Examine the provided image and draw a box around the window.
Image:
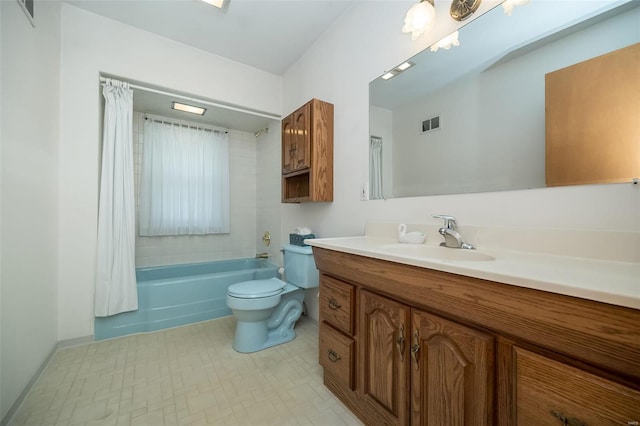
[138,119,229,236]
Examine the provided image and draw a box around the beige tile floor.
[11,317,362,426]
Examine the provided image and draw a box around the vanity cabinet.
[281,98,333,203]
[313,247,640,426]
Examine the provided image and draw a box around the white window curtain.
[95,79,138,317]
[138,119,230,236]
[370,136,384,200]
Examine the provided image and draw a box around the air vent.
[422,115,441,133]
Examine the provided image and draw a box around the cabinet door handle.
[328,299,341,310]
[396,324,406,361]
[327,349,341,363]
[550,410,586,426]
[411,329,420,370]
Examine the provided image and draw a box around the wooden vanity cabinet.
[313,247,640,426]
[281,98,333,203]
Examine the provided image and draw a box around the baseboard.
[57,334,95,349]
[1,344,57,426]
[1,335,94,426]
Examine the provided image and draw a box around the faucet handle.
[432,214,457,230]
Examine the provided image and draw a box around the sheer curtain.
[138,119,230,236]
[95,79,138,317]
[370,136,384,200]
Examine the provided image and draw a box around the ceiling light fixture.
[402,0,436,41]
[502,0,529,16]
[172,102,207,115]
[200,0,230,12]
[381,61,415,81]
[430,31,460,52]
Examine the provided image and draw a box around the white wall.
[282,1,640,320]
[0,0,61,419]
[58,3,283,340]
[256,122,283,261]
[132,112,260,266]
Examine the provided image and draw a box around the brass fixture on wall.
[262,231,271,246]
[450,0,482,21]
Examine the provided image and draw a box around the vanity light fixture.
[200,0,230,12]
[502,0,529,16]
[402,0,436,41]
[172,102,207,116]
[382,72,397,80]
[430,31,460,52]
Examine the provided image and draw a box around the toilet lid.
[227,277,286,299]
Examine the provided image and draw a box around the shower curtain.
[370,136,384,200]
[94,78,138,317]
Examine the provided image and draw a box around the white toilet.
[226,244,319,353]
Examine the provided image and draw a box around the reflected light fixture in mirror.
[430,31,460,52]
[200,0,230,12]
[502,0,529,15]
[402,0,436,40]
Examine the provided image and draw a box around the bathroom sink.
[380,244,495,262]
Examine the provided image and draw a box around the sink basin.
[380,244,495,262]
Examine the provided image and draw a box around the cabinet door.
[282,103,310,174]
[359,290,410,426]
[411,310,493,426]
[281,113,295,174]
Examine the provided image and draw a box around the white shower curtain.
[370,136,384,200]
[94,79,138,317]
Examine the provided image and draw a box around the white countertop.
[306,236,640,310]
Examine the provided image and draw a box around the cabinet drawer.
[320,275,354,335]
[319,322,354,390]
[515,347,640,426]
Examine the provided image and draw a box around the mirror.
[369,1,639,199]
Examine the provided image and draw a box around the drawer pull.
[328,299,342,310]
[327,349,342,363]
[550,410,586,426]
[396,324,406,361]
[628,422,639,426]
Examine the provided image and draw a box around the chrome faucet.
[432,214,475,250]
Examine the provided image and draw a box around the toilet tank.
[282,244,319,289]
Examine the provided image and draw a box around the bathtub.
[94,258,279,340]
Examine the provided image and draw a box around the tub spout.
[256,252,269,259]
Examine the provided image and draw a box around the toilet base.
[231,286,305,353]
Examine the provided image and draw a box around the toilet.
[226,244,319,353]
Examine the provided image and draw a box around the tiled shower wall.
[132,111,257,267]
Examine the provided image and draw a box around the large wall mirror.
[369,0,639,199]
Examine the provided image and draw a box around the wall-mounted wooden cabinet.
[314,247,640,426]
[281,98,333,203]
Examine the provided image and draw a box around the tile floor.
[10,317,362,426]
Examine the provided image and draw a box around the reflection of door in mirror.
[545,43,640,187]
[370,136,383,199]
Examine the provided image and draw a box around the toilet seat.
[227,277,286,299]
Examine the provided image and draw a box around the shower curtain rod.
[99,77,281,121]
[144,115,228,134]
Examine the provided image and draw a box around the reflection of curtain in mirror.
[370,136,383,199]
